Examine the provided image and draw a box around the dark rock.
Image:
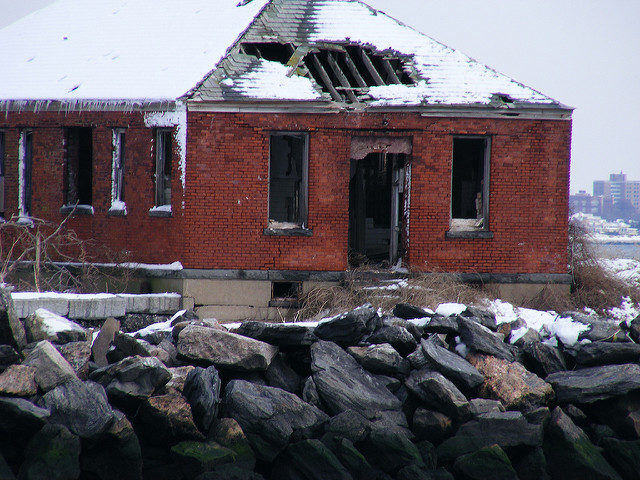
[169,309,199,326]
[166,365,195,393]
[314,305,378,346]
[629,315,640,344]
[90,355,171,400]
[405,369,470,420]
[397,465,450,480]
[0,364,37,396]
[208,418,255,471]
[0,288,26,350]
[374,374,402,393]
[543,407,621,480]
[234,321,317,347]
[0,452,14,480]
[40,379,114,438]
[601,437,640,480]
[455,411,543,448]
[322,436,383,480]
[547,363,640,404]
[55,341,91,379]
[468,398,505,417]
[121,313,171,333]
[265,353,301,393]
[460,306,498,331]
[222,379,328,461]
[367,325,417,356]
[91,317,120,367]
[420,337,483,390]
[415,440,437,470]
[457,316,515,361]
[170,441,237,479]
[0,397,49,464]
[412,408,453,443]
[453,445,518,480]
[513,328,543,347]
[178,325,278,372]
[137,390,204,445]
[194,467,265,480]
[468,354,554,410]
[274,439,353,480]
[578,320,631,343]
[575,341,640,366]
[326,410,371,444]
[524,406,551,425]
[588,424,619,445]
[24,309,87,344]
[183,366,222,434]
[523,341,567,377]
[302,376,322,408]
[382,316,423,342]
[564,404,588,425]
[107,332,152,363]
[422,315,459,335]
[80,410,143,480]
[19,424,80,480]
[23,340,78,392]
[347,343,410,376]
[512,447,549,480]
[622,411,640,439]
[358,422,424,473]
[407,344,430,370]
[311,340,402,417]
[393,304,433,320]
[0,344,20,369]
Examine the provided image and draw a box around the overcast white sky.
[1,0,639,193]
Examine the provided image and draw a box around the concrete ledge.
[117,293,181,314]
[67,294,126,320]
[11,293,70,318]
[196,304,298,323]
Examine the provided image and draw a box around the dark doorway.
[64,127,93,206]
[349,152,406,266]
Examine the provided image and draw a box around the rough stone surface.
[137,390,204,445]
[468,354,554,410]
[575,341,640,367]
[454,411,544,448]
[234,321,317,347]
[547,363,640,404]
[468,398,505,417]
[90,355,171,399]
[118,293,181,314]
[170,440,237,479]
[453,445,518,480]
[460,307,498,331]
[347,343,410,376]
[178,325,278,372]
[0,397,50,462]
[92,317,120,368]
[0,289,26,349]
[19,424,80,480]
[274,439,353,480]
[523,342,567,377]
[405,369,470,420]
[0,344,20,368]
[326,410,372,444]
[367,325,417,356]
[208,418,256,471]
[55,341,92,379]
[600,437,640,480]
[265,353,301,393]
[422,315,459,335]
[24,309,87,344]
[420,337,483,390]
[0,364,36,397]
[302,376,322,409]
[23,340,78,392]
[67,295,126,319]
[311,340,402,417]
[457,317,515,361]
[166,365,195,393]
[358,422,424,474]
[412,408,453,443]
[578,319,630,343]
[393,303,433,320]
[314,305,378,346]
[41,379,115,438]
[223,379,328,462]
[183,366,222,434]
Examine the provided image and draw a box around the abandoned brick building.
[0,0,572,318]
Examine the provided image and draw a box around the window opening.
[0,131,4,218]
[269,133,308,227]
[155,129,172,207]
[451,137,490,230]
[111,128,126,211]
[19,129,33,218]
[270,281,302,308]
[64,127,93,207]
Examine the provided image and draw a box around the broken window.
[269,133,308,227]
[64,127,93,208]
[241,42,416,104]
[110,128,126,212]
[19,129,33,218]
[0,131,4,218]
[451,137,490,231]
[155,129,172,207]
[269,281,302,308]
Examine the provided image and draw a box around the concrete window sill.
[263,227,313,237]
[149,206,172,218]
[60,205,94,216]
[446,230,494,239]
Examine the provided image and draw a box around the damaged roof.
[0,0,568,111]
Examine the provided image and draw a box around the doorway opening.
[349,151,407,266]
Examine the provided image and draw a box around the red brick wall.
[0,111,183,264]
[1,109,571,275]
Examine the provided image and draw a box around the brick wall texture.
[0,110,571,275]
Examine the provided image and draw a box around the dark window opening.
[0,131,5,217]
[64,127,93,206]
[269,133,308,227]
[270,281,302,308]
[20,129,33,217]
[155,129,172,207]
[241,42,416,104]
[112,129,126,206]
[451,137,489,229]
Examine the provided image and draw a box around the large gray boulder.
[0,289,26,350]
[233,321,317,347]
[90,355,171,400]
[523,342,567,377]
[420,337,483,390]
[178,325,278,372]
[453,445,518,480]
[457,317,515,362]
[223,379,328,462]
[347,343,410,376]
[18,424,80,480]
[91,317,120,368]
[0,397,49,464]
[453,411,543,449]
[405,369,470,420]
[183,366,222,434]
[547,363,640,404]
[265,354,301,394]
[310,341,402,417]
[575,341,640,367]
[272,439,353,480]
[314,305,379,347]
[367,325,417,356]
[23,340,78,392]
[40,379,115,438]
[24,309,87,344]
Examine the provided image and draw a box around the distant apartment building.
[569,190,601,215]
[590,172,640,220]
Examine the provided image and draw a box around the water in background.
[591,243,640,260]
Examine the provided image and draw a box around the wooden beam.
[326,52,359,103]
[342,51,367,88]
[308,53,342,102]
[381,58,401,84]
[360,50,385,86]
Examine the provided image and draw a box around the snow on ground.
[34,308,85,335]
[435,303,467,317]
[601,258,640,286]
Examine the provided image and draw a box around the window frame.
[109,128,127,215]
[0,130,5,218]
[153,128,173,212]
[266,131,310,233]
[18,128,33,219]
[447,135,492,238]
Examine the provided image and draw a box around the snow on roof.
[0,0,269,103]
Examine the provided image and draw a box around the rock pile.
[2,289,640,479]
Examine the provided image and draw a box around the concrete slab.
[117,293,181,314]
[10,293,70,318]
[67,294,126,320]
[184,279,272,307]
